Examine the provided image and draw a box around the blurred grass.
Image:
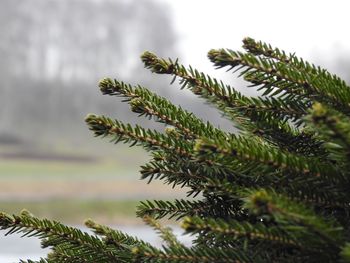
[0,199,141,225]
[0,144,187,224]
[0,144,150,178]
[0,158,129,178]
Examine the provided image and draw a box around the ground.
[0,144,187,225]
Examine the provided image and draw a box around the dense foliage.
[2,38,350,262]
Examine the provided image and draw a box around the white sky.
[161,0,350,75]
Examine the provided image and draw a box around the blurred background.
[1,0,350,260]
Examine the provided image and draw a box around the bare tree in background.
[0,0,178,146]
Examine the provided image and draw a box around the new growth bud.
[141,51,174,74]
[20,209,34,218]
[85,114,112,136]
[244,189,273,215]
[208,49,241,68]
[84,219,96,228]
[193,139,203,152]
[242,37,263,55]
[99,78,115,94]
[164,126,176,135]
[180,217,192,231]
[84,113,98,123]
[311,102,328,122]
[130,98,144,114]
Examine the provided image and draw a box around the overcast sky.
[161,0,350,76]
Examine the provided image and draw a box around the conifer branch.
[136,199,206,220]
[207,49,306,98]
[181,216,299,248]
[132,245,253,263]
[98,78,220,139]
[2,37,350,263]
[85,114,193,157]
[208,47,350,114]
[141,51,325,157]
[85,219,152,248]
[20,260,50,263]
[137,197,245,223]
[141,51,306,125]
[142,215,184,248]
[340,243,350,263]
[0,211,120,262]
[243,37,350,103]
[308,102,350,164]
[141,151,266,199]
[140,160,204,188]
[242,190,344,250]
[195,134,343,183]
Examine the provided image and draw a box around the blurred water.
[0,225,192,262]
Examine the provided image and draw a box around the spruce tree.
[1,37,350,262]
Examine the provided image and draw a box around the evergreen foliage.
[2,37,350,262]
